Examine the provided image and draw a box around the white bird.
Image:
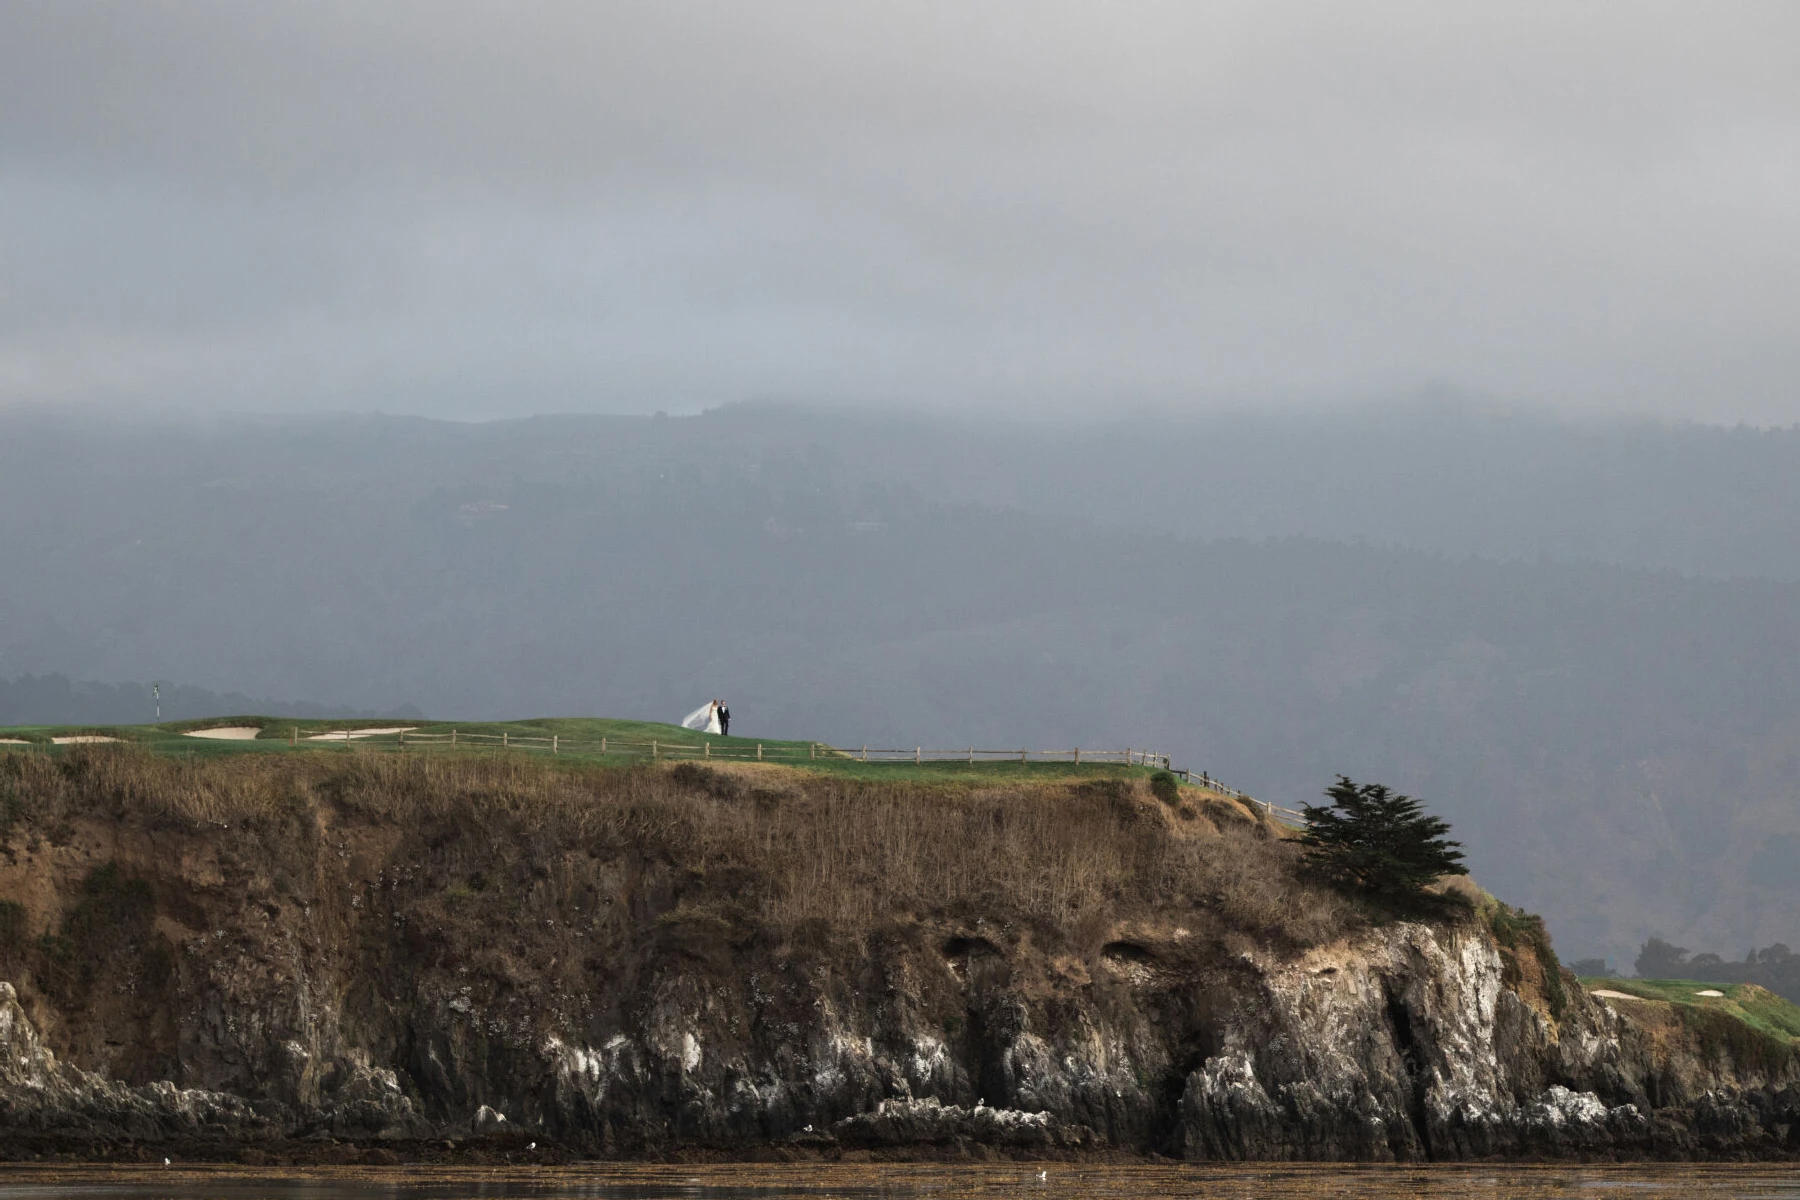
[162,1158,170,1167]
[1037,1170,1048,1182]
[527,1142,536,1150]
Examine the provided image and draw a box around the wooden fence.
[380,728,826,763]
[328,729,1175,768]
[1165,766,1306,822]
[819,746,1172,768]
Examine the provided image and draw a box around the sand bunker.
[184,726,263,740]
[0,738,30,745]
[1589,989,1642,1001]
[1695,989,1725,997]
[50,735,122,744]
[305,727,417,741]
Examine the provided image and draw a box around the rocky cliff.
[0,748,1793,1161]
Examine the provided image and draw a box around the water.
[0,1165,1795,1200]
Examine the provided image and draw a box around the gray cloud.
[3,1,1798,419]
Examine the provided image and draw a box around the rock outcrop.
[0,751,1794,1159]
[0,982,267,1142]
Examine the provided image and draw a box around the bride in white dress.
[680,699,722,734]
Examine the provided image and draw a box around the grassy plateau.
[1583,978,1800,1043]
[0,715,1169,785]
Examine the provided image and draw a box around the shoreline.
[2,1136,1798,1167]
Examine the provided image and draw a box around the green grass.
[0,715,1179,784]
[1581,977,1800,1043]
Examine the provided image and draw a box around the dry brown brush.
[1,747,1359,951]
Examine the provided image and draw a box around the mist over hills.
[4,405,1799,963]
[717,403,1800,581]
[0,673,415,728]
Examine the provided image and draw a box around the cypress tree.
[1300,775,1467,905]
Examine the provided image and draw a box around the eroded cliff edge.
[0,749,1794,1160]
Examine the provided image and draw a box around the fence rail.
[386,729,825,762]
[1167,767,1307,823]
[381,731,1309,824]
[363,730,1180,769]
[360,728,1309,823]
[823,746,1171,767]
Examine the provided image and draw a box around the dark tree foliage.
[1632,937,1800,1004]
[1635,936,1691,978]
[1301,775,1467,905]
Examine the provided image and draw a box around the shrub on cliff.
[1487,902,1569,1020]
[1299,775,1467,909]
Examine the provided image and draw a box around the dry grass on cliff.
[0,747,1355,948]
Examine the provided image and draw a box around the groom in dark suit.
[718,702,731,736]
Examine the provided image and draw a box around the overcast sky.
[3,2,1798,422]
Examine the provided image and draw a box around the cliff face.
[0,749,1794,1160]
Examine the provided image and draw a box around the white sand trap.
[1695,989,1726,997]
[51,735,122,744]
[184,726,262,740]
[0,738,30,745]
[1589,989,1643,1001]
[306,727,417,741]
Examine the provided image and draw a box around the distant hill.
[0,673,416,727]
[693,402,1800,582]
[10,402,1800,581]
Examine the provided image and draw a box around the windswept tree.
[1300,776,1467,906]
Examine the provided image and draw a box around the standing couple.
[680,699,731,736]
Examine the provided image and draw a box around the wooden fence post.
[601,736,606,755]
[451,729,457,746]
[810,743,816,760]
[1020,748,1027,764]
[291,727,297,747]
[704,741,709,759]
[915,747,921,765]
[552,735,558,756]
[502,731,508,749]
[1073,747,1080,765]
[861,745,867,761]
[968,747,973,764]
[757,743,763,761]
[652,740,658,759]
